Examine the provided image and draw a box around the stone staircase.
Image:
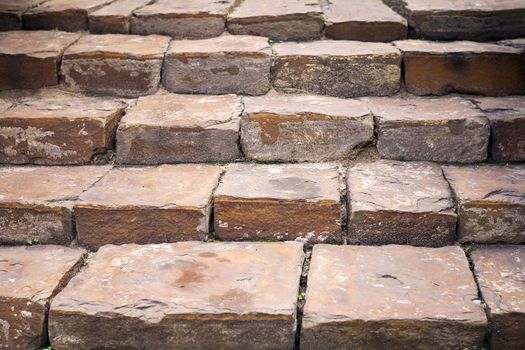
[0,0,524,349]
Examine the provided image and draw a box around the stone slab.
[443,165,525,243]
[89,0,152,34]
[75,165,222,249]
[116,93,242,164]
[302,244,487,349]
[49,242,304,349]
[241,94,373,161]
[214,164,342,243]
[498,38,525,50]
[0,0,48,30]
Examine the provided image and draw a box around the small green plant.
[26,238,40,246]
[41,346,53,350]
[463,244,475,257]
[297,292,306,302]
[81,254,90,266]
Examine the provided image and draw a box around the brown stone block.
[89,0,152,34]
[0,0,48,30]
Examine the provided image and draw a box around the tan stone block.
[89,0,152,34]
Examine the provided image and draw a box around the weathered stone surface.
[89,0,152,34]
[498,38,525,50]
[61,34,170,97]
[473,97,525,162]
[131,0,235,38]
[214,164,342,243]
[0,99,12,113]
[384,0,525,41]
[443,165,525,243]
[395,40,525,96]
[49,242,304,349]
[0,95,126,165]
[0,165,110,245]
[163,35,271,95]
[367,96,490,162]
[241,94,373,161]
[23,0,115,31]
[347,160,457,246]
[0,245,84,350]
[302,244,487,350]
[272,41,401,98]
[227,0,323,41]
[116,93,242,164]
[322,0,407,42]
[0,31,79,91]
[75,165,222,249]
[0,0,48,30]
[471,245,525,350]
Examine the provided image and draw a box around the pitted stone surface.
[471,245,525,350]
[0,0,48,30]
[49,242,304,349]
[347,160,457,246]
[444,165,525,243]
[214,163,342,243]
[75,165,222,249]
[61,34,170,97]
[498,38,525,50]
[116,93,242,164]
[322,0,407,42]
[395,40,525,96]
[367,96,490,162]
[271,41,401,98]
[302,244,487,350]
[0,31,79,91]
[227,0,323,41]
[241,94,373,161]
[89,0,152,34]
[0,165,110,245]
[0,245,84,350]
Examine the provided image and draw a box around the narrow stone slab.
[131,0,235,38]
[89,0,152,34]
[116,93,242,164]
[61,34,170,97]
[0,0,48,30]
[473,97,525,162]
[395,40,525,96]
[322,0,407,42]
[272,41,401,98]
[49,242,303,349]
[0,166,110,245]
[163,35,271,95]
[0,245,84,350]
[347,160,457,246]
[23,0,115,31]
[0,31,79,90]
[241,94,373,161]
[0,95,126,165]
[302,244,487,349]
[471,245,525,350]
[443,165,525,243]
[214,164,342,243]
[227,0,323,41]
[367,96,490,162]
[75,165,222,249]
[498,38,525,50]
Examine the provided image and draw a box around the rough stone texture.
[0,31,79,91]
[471,245,525,350]
[163,35,271,95]
[116,93,242,164]
[0,245,84,350]
[0,0,48,30]
[367,96,490,162]
[272,41,401,98]
[443,165,525,243]
[227,0,323,41]
[302,244,487,350]
[383,0,525,41]
[214,164,342,243]
[473,97,525,162]
[498,38,525,50]
[49,242,304,349]
[322,0,407,42]
[89,0,152,34]
[131,0,235,39]
[0,99,12,114]
[241,94,373,161]
[61,34,170,98]
[347,160,457,246]
[75,165,222,249]
[0,165,110,245]
[395,40,525,96]
[23,0,115,31]
[0,95,126,165]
